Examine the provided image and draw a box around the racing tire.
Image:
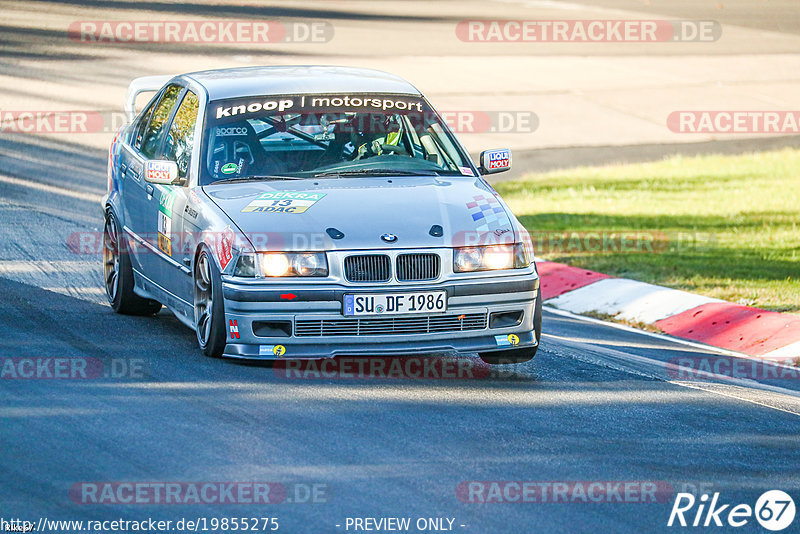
[103,210,162,316]
[194,247,227,358]
[480,285,542,365]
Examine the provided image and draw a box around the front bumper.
[220,273,539,360]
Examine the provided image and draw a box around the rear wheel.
[194,248,227,358]
[480,286,542,365]
[103,210,161,315]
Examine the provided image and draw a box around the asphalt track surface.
[2,1,800,533]
[2,126,800,534]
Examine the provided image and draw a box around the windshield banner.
[213,94,428,121]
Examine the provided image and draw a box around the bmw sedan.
[103,66,541,364]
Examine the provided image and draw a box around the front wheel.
[194,248,227,358]
[480,286,542,365]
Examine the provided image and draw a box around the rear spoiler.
[124,75,174,121]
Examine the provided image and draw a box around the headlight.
[262,254,291,277]
[453,244,531,273]
[292,252,325,276]
[260,252,328,277]
[233,253,257,277]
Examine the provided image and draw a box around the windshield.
[200,93,476,184]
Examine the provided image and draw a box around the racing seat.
[207,121,287,179]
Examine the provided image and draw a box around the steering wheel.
[378,143,404,154]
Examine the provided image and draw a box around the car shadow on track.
[0,274,544,387]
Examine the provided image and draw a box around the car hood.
[203,176,516,251]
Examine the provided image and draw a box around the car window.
[201,94,474,184]
[163,90,199,179]
[140,84,182,159]
[132,98,157,150]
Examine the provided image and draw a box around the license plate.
[343,291,447,316]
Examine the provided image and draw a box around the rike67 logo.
[668,490,796,531]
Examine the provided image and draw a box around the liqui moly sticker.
[145,160,177,182]
[217,226,234,269]
[485,149,510,170]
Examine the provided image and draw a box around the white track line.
[544,305,748,358]
[544,307,800,415]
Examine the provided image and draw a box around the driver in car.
[354,114,408,159]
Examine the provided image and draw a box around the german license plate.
[343,291,446,316]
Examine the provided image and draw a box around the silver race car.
[104,66,541,364]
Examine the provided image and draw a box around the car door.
[123,83,183,284]
[119,94,157,274]
[157,89,200,305]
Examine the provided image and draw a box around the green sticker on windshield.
[242,191,327,214]
[221,163,238,174]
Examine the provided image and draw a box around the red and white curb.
[537,261,800,361]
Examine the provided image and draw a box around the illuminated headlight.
[261,252,328,277]
[453,244,531,273]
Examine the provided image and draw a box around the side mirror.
[479,149,512,175]
[144,160,180,184]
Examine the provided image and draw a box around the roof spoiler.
[124,75,173,121]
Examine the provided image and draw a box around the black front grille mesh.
[344,254,391,282]
[396,253,440,281]
[295,313,487,337]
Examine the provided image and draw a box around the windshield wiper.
[313,168,439,178]
[212,175,304,184]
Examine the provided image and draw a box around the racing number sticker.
[242,191,326,214]
[157,188,177,256]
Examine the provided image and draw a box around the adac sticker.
[495,334,520,347]
[242,191,326,214]
[260,345,286,357]
[216,226,235,270]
